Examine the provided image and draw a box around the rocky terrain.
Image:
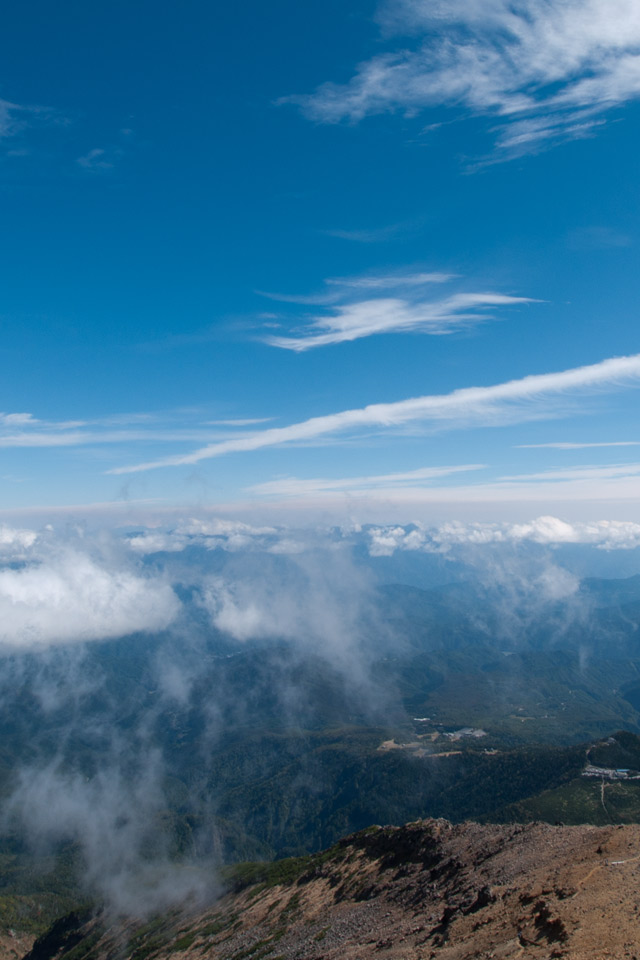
[19,819,640,960]
[0,932,34,960]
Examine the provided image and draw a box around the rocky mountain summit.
[21,819,640,960]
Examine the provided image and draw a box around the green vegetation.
[198,914,237,938]
[220,842,345,893]
[589,729,640,769]
[502,774,640,825]
[59,929,103,960]
[5,576,640,936]
[170,933,195,952]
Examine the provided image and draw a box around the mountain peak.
[22,818,640,960]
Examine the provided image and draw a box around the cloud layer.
[0,513,639,654]
[287,0,640,156]
[368,515,640,554]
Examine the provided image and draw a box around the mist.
[2,513,640,918]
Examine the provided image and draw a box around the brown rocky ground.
[20,819,640,960]
[0,931,34,960]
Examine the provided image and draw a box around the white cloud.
[0,99,25,138]
[286,0,640,156]
[197,550,376,668]
[368,525,427,555]
[0,524,38,552]
[205,418,274,426]
[10,759,212,916]
[265,292,533,351]
[0,430,250,449]
[326,271,455,289]
[110,352,640,473]
[128,517,280,555]
[0,431,98,448]
[248,464,485,498]
[0,412,39,426]
[257,270,456,309]
[261,269,534,350]
[518,441,640,449]
[0,99,53,140]
[127,532,189,554]
[566,225,633,250]
[336,462,640,512]
[0,521,349,651]
[0,544,179,648]
[322,223,407,242]
[4,513,640,662]
[77,147,115,170]
[368,515,640,554]
[499,463,640,482]
[177,516,277,538]
[279,461,640,510]
[0,410,266,449]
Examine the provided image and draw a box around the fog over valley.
[1,516,640,921]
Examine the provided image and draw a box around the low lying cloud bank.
[128,517,288,556]
[0,523,38,552]
[367,516,640,555]
[0,529,180,649]
[0,513,639,649]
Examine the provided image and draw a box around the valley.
[4,561,640,948]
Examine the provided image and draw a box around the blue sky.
[3,0,640,521]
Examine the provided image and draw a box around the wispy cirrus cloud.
[248,463,485,498]
[76,131,131,172]
[499,463,640,483]
[250,463,640,509]
[566,225,633,250]
[0,412,40,427]
[429,462,640,505]
[0,97,68,164]
[109,352,640,474]
[517,440,640,449]
[76,147,121,171]
[265,293,534,350]
[245,462,640,511]
[205,418,274,427]
[0,411,270,449]
[0,98,57,140]
[326,271,453,288]
[322,223,408,243]
[283,0,640,157]
[260,270,535,350]
[0,430,258,449]
[258,270,456,306]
